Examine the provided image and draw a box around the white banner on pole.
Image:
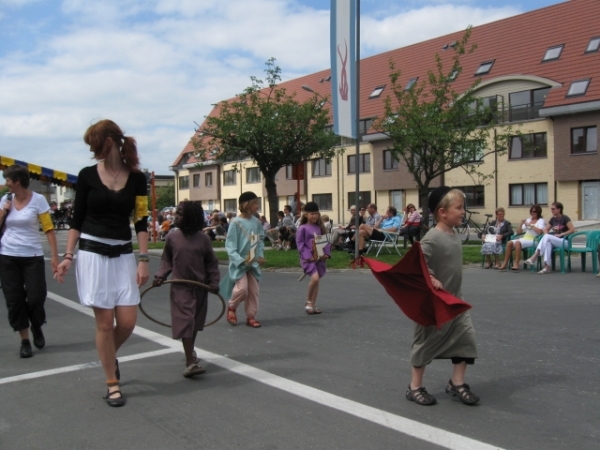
[330,0,357,139]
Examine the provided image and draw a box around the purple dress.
[296,223,331,277]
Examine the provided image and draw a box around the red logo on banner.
[337,40,349,101]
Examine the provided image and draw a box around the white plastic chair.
[366,230,402,257]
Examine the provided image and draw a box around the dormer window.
[586,37,600,53]
[566,79,590,97]
[475,60,494,76]
[404,78,418,90]
[369,85,385,98]
[542,45,563,61]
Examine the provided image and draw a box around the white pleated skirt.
[76,233,140,309]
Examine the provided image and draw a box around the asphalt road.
[0,231,598,450]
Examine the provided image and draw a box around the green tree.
[151,183,176,211]
[377,28,516,229]
[193,58,340,225]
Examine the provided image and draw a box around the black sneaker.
[20,340,33,358]
[30,326,45,349]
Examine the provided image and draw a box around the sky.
[0,0,563,177]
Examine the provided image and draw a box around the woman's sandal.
[226,307,237,326]
[246,318,261,328]
[406,385,437,406]
[445,379,479,405]
[305,302,322,315]
[103,380,126,407]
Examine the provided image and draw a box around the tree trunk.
[264,175,280,227]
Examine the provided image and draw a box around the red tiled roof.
[174,0,599,162]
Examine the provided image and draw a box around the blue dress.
[219,216,265,299]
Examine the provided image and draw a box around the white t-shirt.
[0,192,50,257]
[521,217,546,241]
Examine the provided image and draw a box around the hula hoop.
[139,279,226,328]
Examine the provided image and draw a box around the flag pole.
[353,0,361,259]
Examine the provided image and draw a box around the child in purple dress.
[295,202,331,314]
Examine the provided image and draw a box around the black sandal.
[405,385,437,406]
[445,379,479,405]
[103,381,126,407]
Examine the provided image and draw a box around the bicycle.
[455,210,493,245]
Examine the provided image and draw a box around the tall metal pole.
[353,0,361,259]
[151,171,157,243]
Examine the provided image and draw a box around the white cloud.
[0,0,526,176]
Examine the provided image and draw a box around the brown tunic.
[410,228,478,367]
[155,229,220,339]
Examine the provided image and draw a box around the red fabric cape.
[358,242,471,329]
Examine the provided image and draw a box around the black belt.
[79,238,133,258]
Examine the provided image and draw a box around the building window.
[224,199,237,212]
[571,127,598,154]
[179,175,189,190]
[205,172,213,187]
[586,37,600,53]
[348,154,370,173]
[509,87,550,121]
[452,141,484,164]
[454,185,485,208]
[510,183,548,206]
[359,118,374,136]
[383,150,399,170]
[311,158,332,177]
[256,197,262,212]
[509,133,547,159]
[369,85,385,98]
[313,194,333,211]
[193,174,200,188]
[566,79,590,97]
[542,45,563,61]
[286,165,293,179]
[405,77,418,90]
[475,60,494,75]
[246,167,261,183]
[348,191,371,209]
[223,170,236,185]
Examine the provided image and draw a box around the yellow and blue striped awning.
[0,156,77,187]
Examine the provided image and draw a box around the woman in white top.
[0,164,58,358]
[498,204,545,271]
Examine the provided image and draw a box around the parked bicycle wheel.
[455,223,471,245]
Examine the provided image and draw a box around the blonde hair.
[238,199,257,215]
[434,188,464,220]
[495,207,505,215]
[321,214,330,222]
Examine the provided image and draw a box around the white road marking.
[0,348,178,385]
[17,291,504,450]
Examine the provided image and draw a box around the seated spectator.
[355,206,401,254]
[279,209,297,251]
[525,202,575,274]
[160,218,171,240]
[364,203,382,228]
[330,205,364,249]
[260,215,271,231]
[321,214,332,233]
[399,204,421,243]
[220,216,229,234]
[480,207,513,269]
[203,214,226,240]
[498,204,545,271]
